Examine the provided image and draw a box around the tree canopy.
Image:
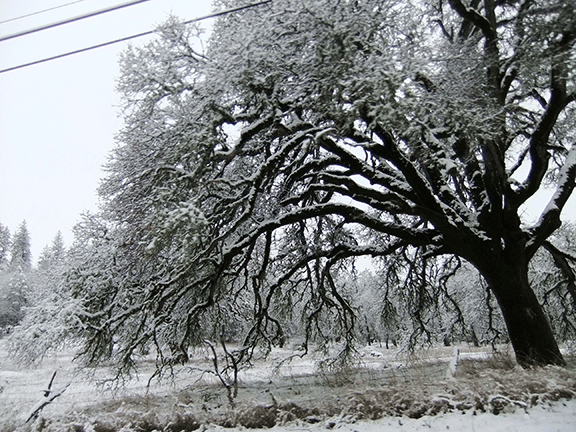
[53,0,576,374]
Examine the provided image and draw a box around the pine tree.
[9,221,32,271]
[37,231,65,271]
[0,221,32,329]
[0,266,29,328]
[0,223,10,271]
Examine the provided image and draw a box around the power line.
[0,29,158,74]
[0,0,88,25]
[0,1,272,75]
[0,0,154,43]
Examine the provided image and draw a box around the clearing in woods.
[0,339,575,431]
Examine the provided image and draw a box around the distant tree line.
[0,221,65,334]
[0,221,32,330]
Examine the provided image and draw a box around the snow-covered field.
[1,339,575,431]
[265,400,576,432]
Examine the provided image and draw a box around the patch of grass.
[164,413,200,432]
[458,352,516,376]
[236,404,277,429]
[91,420,117,432]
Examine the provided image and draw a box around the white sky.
[0,0,574,263]
[0,0,213,260]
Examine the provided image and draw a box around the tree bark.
[477,251,566,367]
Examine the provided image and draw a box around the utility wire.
[0,0,272,75]
[0,0,154,43]
[0,0,88,25]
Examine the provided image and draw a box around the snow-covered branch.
[447,0,495,41]
[527,144,576,258]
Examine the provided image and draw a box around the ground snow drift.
[255,399,576,432]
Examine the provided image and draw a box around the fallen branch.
[488,394,528,414]
[26,371,70,424]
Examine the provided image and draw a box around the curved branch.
[511,30,575,208]
[527,143,576,258]
[223,202,437,261]
[448,0,496,41]
[281,173,415,215]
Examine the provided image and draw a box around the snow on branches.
[55,0,576,373]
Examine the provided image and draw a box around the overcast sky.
[0,0,213,260]
[1,1,575,263]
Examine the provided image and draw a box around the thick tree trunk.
[478,254,566,368]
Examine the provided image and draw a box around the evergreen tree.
[0,266,29,328]
[9,221,32,271]
[0,223,10,271]
[37,231,65,271]
[0,221,32,330]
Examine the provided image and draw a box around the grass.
[1,342,575,431]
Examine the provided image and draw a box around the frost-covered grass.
[1,339,575,431]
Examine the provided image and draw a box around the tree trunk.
[478,253,566,368]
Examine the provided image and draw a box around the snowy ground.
[1,339,575,431]
[261,400,576,432]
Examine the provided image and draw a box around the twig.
[204,339,237,407]
[26,371,70,424]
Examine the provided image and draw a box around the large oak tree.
[70,0,576,372]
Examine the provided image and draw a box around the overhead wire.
[0,0,272,75]
[0,0,154,43]
[0,0,88,25]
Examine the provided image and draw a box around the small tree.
[37,231,65,272]
[9,221,32,271]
